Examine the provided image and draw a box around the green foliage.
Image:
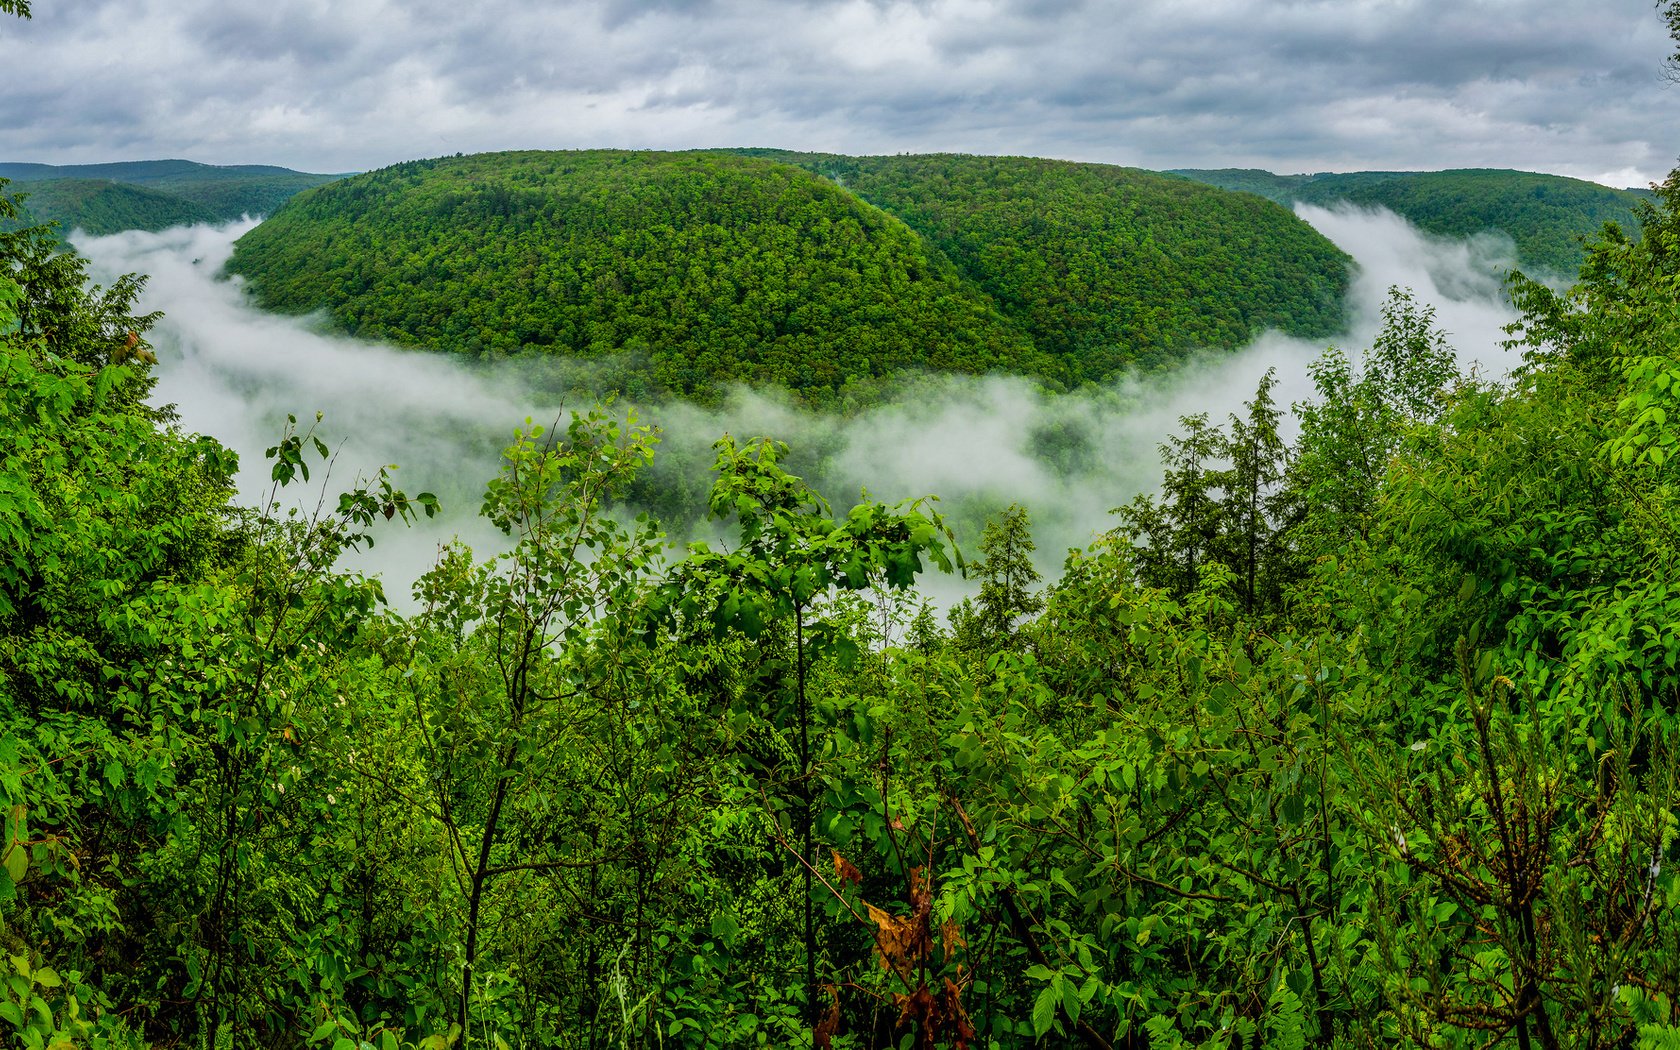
[227,150,1044,406]
[1174,166,1652,275]
[1117,366,1296,614]
[13,58,1680,1050]
[772,152,1351,379]
[949,503,1043,650]
[1,179,213,237]
[0,159,345,236]
[227,148,1351,404]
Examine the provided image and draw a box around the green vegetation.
[12,145,1680,1044]
[228,150,1047,404]
[2,177,213,235]
[0,159,344,236]
[750,152,1351,378]
[12,0,1680,1037]
[1173,166,1652,274]
[226,149,1351,402]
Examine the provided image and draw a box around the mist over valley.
[79,197,1521,607]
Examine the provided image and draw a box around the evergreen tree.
[951,503,1043,649]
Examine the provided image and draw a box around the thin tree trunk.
[796,606,815,1024]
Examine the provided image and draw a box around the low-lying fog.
[76,205,1524,609]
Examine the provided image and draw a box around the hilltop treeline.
[1174,166,1650,274]
[0,159,343,236]
[7,142,1680,1049]
[226,150,1351,403]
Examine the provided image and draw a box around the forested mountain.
[225,149,1351,401]
[1172,166,1650,274]
[735,147,1350,376]
[0,158,343,234]
[227,150,1048,403]
[741,151,1351,379]
[0,177,214,235]
[11,148,1680,1047]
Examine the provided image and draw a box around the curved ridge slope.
[227,150,1044,403]
[765,152,1352,380]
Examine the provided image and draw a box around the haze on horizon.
[1,0,1677,189]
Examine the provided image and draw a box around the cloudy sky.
[2,0,1676,185]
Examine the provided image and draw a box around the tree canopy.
[227,149,1351,404]
[1172,166,1652,275]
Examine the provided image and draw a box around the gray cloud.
[2,0,1676,185]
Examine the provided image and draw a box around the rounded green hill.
[228,149,1353,402]
[761,152,1352,379]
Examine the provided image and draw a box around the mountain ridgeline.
[1171,167,1652,275]
[0,159,344,235]
[226,150,1353,403]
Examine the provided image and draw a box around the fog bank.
[75,204,1523,608]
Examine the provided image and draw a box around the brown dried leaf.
[941,917,966,960]
[943,977,977,1050]
[907,867,933,960]
[867,901,917,977]
[813,983,840,1049]
[832,848,863,887]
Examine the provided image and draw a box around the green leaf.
[1032,985,1059,1038]
[3,847,24,886]
[1059,973,1082,1024]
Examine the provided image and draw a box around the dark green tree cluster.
[227,149,1352,404]
[765,152,1351,379]
[227,150,1047,406]
[1173,166,1651,275]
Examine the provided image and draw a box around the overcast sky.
[2,0,1676,186]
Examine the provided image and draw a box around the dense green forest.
[225,150,1350,403]
[11,141,1680,1045]
[1172,167,1650,275]
[0,178,211,236]
[226,151,1050,404]
[738,151,1350,379]
[0,159,343,236]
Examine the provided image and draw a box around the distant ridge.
[225,149,1353,403]
[0,158,347,235]
[1169,167,1652,275]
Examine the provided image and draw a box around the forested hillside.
[1173,166,1650,274]
[227,150,1048,403]
[0,158,343,234]
[226,149,1351,401]
[0,177,214,234]
[753,151,1350,378]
